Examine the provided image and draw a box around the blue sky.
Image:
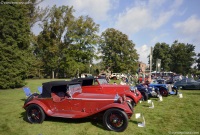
[33,0,200,64]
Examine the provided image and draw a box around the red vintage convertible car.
[23,81,133,132]
[71,77,143,107]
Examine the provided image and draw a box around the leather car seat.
[51,93,62,102]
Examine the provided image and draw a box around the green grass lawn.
[0,79,200,135]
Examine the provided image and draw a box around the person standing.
[179,74,182,81]
[186,74,188,82]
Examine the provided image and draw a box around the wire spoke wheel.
[159,89,168,97]
[26,104,45,124]
[103,108,128,132]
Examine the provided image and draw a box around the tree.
[196,53,200,70]
[64,15,99,76]
[36,6,100,78]
[99,28,139,73]
[152,42,171,71]
[36,5,75,78]
[170,40,196,75]
[0,0,46,88]
[0,2,33,88]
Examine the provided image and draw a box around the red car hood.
[72,93,116,100]
[100,84,130,91]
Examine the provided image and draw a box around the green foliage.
[0,3,30,49]
[36,6,100,78]
[0,2,35,88]
[0,44,27,89]
[152,42,171,71]
[196,53,200,70]
[99,28,139,73]
[152,41,196,75]
[64,15,99,75]
[36,5,75,77]
[170,41,196,75]
[65,15,99,64]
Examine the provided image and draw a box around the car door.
[50,95,71,113]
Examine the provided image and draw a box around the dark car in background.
[174,78,200,90]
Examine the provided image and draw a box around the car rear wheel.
[26,104,45,124]
[103,108,128,132]
[141,92,148,101]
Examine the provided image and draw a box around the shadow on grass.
[90,118,105,130]
[20,111,105,130]
[46,116,91,123]
[46,116,105,130]
[20,111,27,122]
[20,98,26,101]
[129,120,139,125]
[184,92,200,95]
[141,104,150,107]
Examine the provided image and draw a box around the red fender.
[96,102,133,117]
[23,99,54,116]
[124,91,142,104]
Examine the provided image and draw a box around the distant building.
[138,62,147,73]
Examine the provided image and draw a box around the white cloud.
[114,0,182,35]
[150,10,174,29]
[65,0,118,21]
[38,0,118,22]
[170,0,183,9]
[148,0,167,8]
[136,45,150,64]
[173,15,200,53]
[174,15,200,35]
[115,7,151,34]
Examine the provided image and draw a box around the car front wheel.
[159,88,168,97]
[126,97,135,107]
[103,108,128,132]
[127,101,133,110]
[26,104,45,124]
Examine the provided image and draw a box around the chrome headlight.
[114,94,123,103]
[130,86,136,92]
[145,88,148,92]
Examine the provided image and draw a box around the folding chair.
[23,87,32,97]
[38,86,42,94]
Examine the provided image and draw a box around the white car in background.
[81,73,92,78]
[121,73,127,79]
[110,73,121,80]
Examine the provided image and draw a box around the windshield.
[97,78,108,85]
[68,84,82,97]
[180,78,196,83]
